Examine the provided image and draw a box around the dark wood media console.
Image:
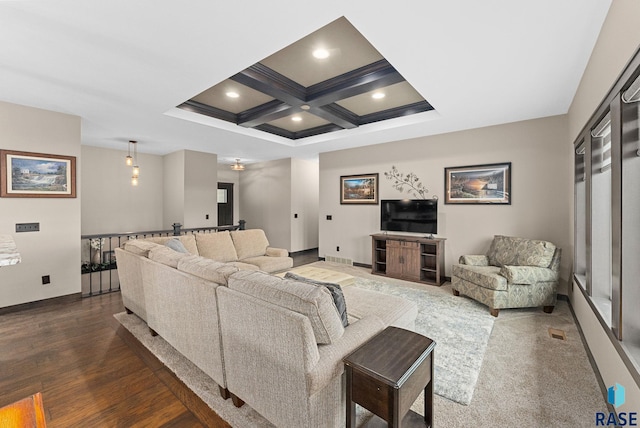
[371,234,445,286]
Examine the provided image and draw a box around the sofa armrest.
[306,316,386,396]
[459,255,489,266]
[499,265,558,285]
[266,246,289,257]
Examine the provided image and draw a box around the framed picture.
[444,162,511,204]
[0,150,76,198]
[340,173,379,204]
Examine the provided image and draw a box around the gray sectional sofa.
[115,229,418,428]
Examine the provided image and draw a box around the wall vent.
[548,328,567,341]
[325,256,353,266]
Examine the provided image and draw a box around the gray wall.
[0,101,81,307]
[217,167,241,225]
[239,158,319,252]
[162,150,218,228]
[240,158,292,251]
[567,0,640,412]
[320,115,572,292]
[81,145,164,234]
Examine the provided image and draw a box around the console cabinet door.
[386,240,404,277]
[402,242,421,281]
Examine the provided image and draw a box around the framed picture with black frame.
[444,162,511,205]
[340,173,379,205]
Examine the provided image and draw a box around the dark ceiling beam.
[237,99,294,128]
[359,100,434,125]
[310,103,358,129]
[306,59,405,107]
[230,63,306,107]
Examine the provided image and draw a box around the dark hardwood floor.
[0,292,229,427]
[0,249,320,427]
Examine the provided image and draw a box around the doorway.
[217,182,234,226]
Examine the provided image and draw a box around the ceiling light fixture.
[312,48,330,59]
[372,92,385,99]
[231,158,245,171]
[226,91,239,98]
[300,104,310,110]
[292,116,302,122]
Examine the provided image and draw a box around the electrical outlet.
[206,214,209,220]
[336,246,340,252]
[326,215,332,220]
[42,275,50,285]
[294,213,298,218]
[16,223,39,232]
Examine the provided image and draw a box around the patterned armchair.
[451,235,561,317]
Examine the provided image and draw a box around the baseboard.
[354,262,371,268]
[0,292,82,315]
[289,248,318,257]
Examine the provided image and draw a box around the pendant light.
[125,140,134,166]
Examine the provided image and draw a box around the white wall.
[567,0,640,411]
[0,101,81,307]
[291,158,319,252]
[81,146,164,234]
[218,166,241,225]
[319,115,572,293]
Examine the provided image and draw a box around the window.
[573,56,640,374]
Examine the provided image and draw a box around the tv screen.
[380,199,437,234]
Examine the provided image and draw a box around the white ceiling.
[0,1,611,165]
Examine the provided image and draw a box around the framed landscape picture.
[340,173,379,204]
[0,150,76,198]
[444,162,511,205]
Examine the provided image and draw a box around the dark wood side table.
[344,327,435,428]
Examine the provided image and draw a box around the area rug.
[349,278,495,405]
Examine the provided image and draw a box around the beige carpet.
[117,261,608,427]
[313,262,608,427]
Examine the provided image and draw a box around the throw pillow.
[284,272,349,327]
[165,238,189,254]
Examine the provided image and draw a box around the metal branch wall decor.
[383,166,431,199]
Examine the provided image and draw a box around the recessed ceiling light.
[312,49,330,59]
[292,116,302,122]
[300,104,311,110]
[372,92,385,99]
[226,91,239,98]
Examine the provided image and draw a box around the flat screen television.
[380,199,437,235]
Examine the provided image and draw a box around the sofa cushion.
[284,272,348,327]
[195,231,239,262]
[227,261,261,271]
[148,245,190,268]
[123,239,162,257]
[141,235,199,255]
[231,229,270,260]
[241,255,293,273]
[452,264,507,291]
[228,270,344,344]
[165,238,189,254]
[342,286,418,329]
[177,255,239,285]
[487,235,556,268]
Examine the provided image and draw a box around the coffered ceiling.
[0,1,612,164]
[178,17,432,140]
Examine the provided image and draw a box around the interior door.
[217,182,234,226]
